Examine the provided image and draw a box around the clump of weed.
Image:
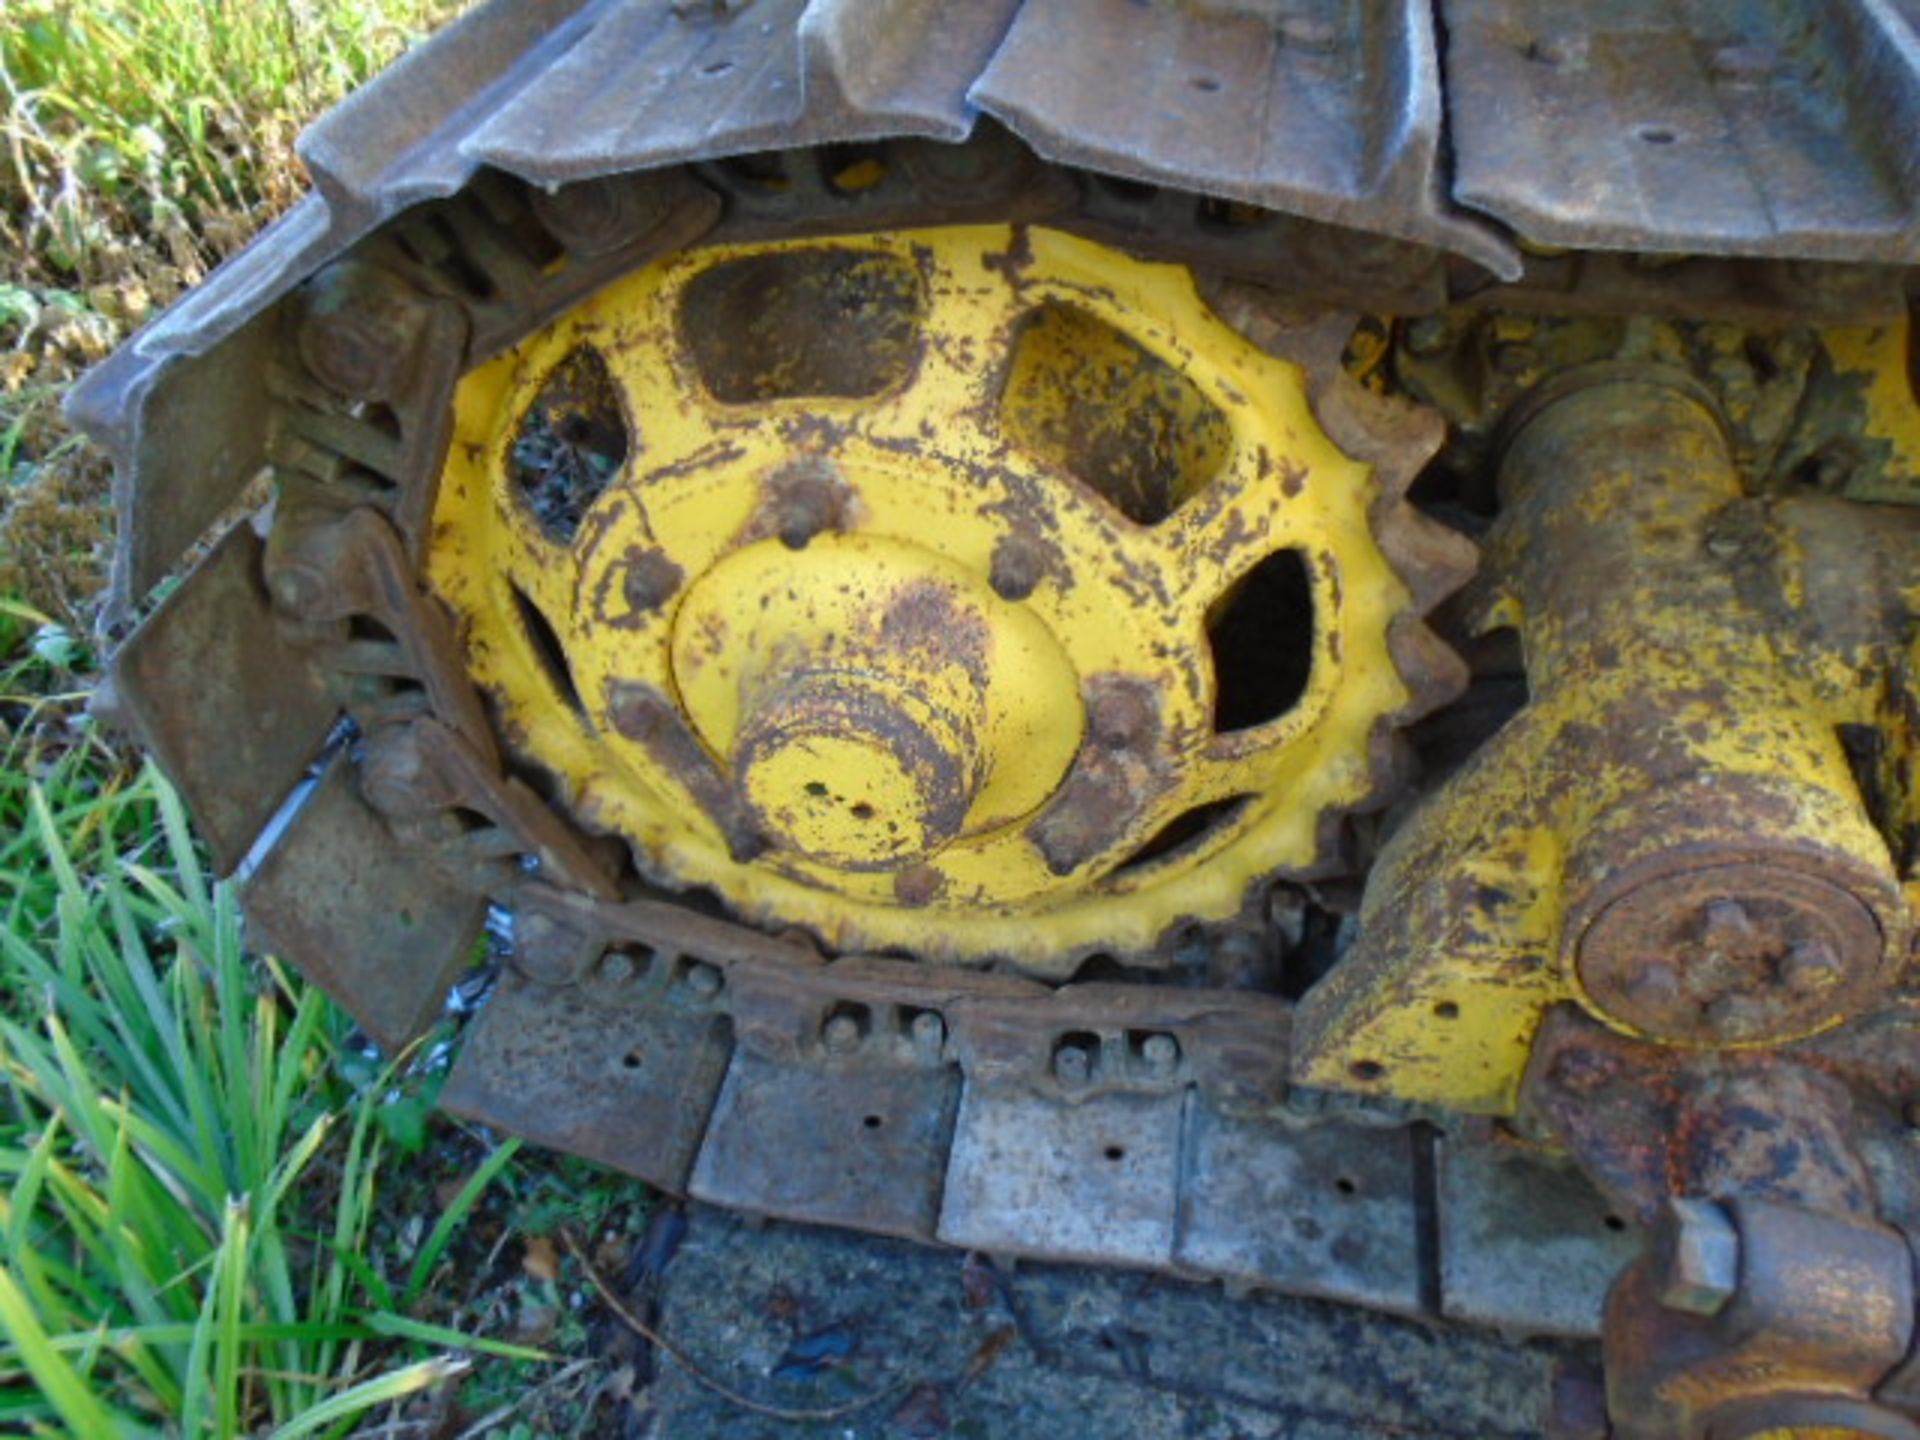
[0,751,535,1434]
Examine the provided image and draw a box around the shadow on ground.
[625,1205,1577,1439]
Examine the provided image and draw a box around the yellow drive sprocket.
[426,225,1465,969]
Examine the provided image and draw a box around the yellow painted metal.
[1294,379,1912,1113]
[672,535,1083,870]
[426,224,1423,967]
[1819,318,1920,503]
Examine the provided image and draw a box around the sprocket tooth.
[1372,503,1481,616]
[1201,287,1477,753]
[241,749,487,1054]
[1385,618,1473,727]
[109,524,339,876]
[1313,366,1448,499]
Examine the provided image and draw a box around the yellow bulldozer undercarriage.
[72,2,1920,1435]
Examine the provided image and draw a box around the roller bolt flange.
[1576,867,1883,1047]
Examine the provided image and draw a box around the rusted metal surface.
[1520,1006,1882,1225]
[1436,1133,1640,1338]
[239,750,489,1053]
[464,0,1025,183]
[107,525,339,875]
[443,864,1640,1332]
[442,962,735,1190]
[1488,251,1909,329]
[1518,1006,1920,1436]
[972,0,1517,277]
[1296,372,1914,1111]
[76,307,285,610]
[689,1050,963,1240]
[1603,1199,1917,1440]
[1444,0,1920,261]
[420,212,1468,968]
[1023,676,1172,877]
[77,0,1920,621]
[1576,866,1885,1047]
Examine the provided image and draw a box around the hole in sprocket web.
[1206,549,1315,733]
[510,584,587,722]
[680,248,924,402]
[1000,301,1232,526]
[510,345,630,544]
[1112,795,1255,876]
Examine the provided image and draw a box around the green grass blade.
[0,1262,134,1437]
[362,1312,555,1364]
[263,1355,469,1440]
[401,1137,520,1310]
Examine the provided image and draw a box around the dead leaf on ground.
[522,1235,559,1282]
[888,1381,950,1438]
[959,1325,1015,1391]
